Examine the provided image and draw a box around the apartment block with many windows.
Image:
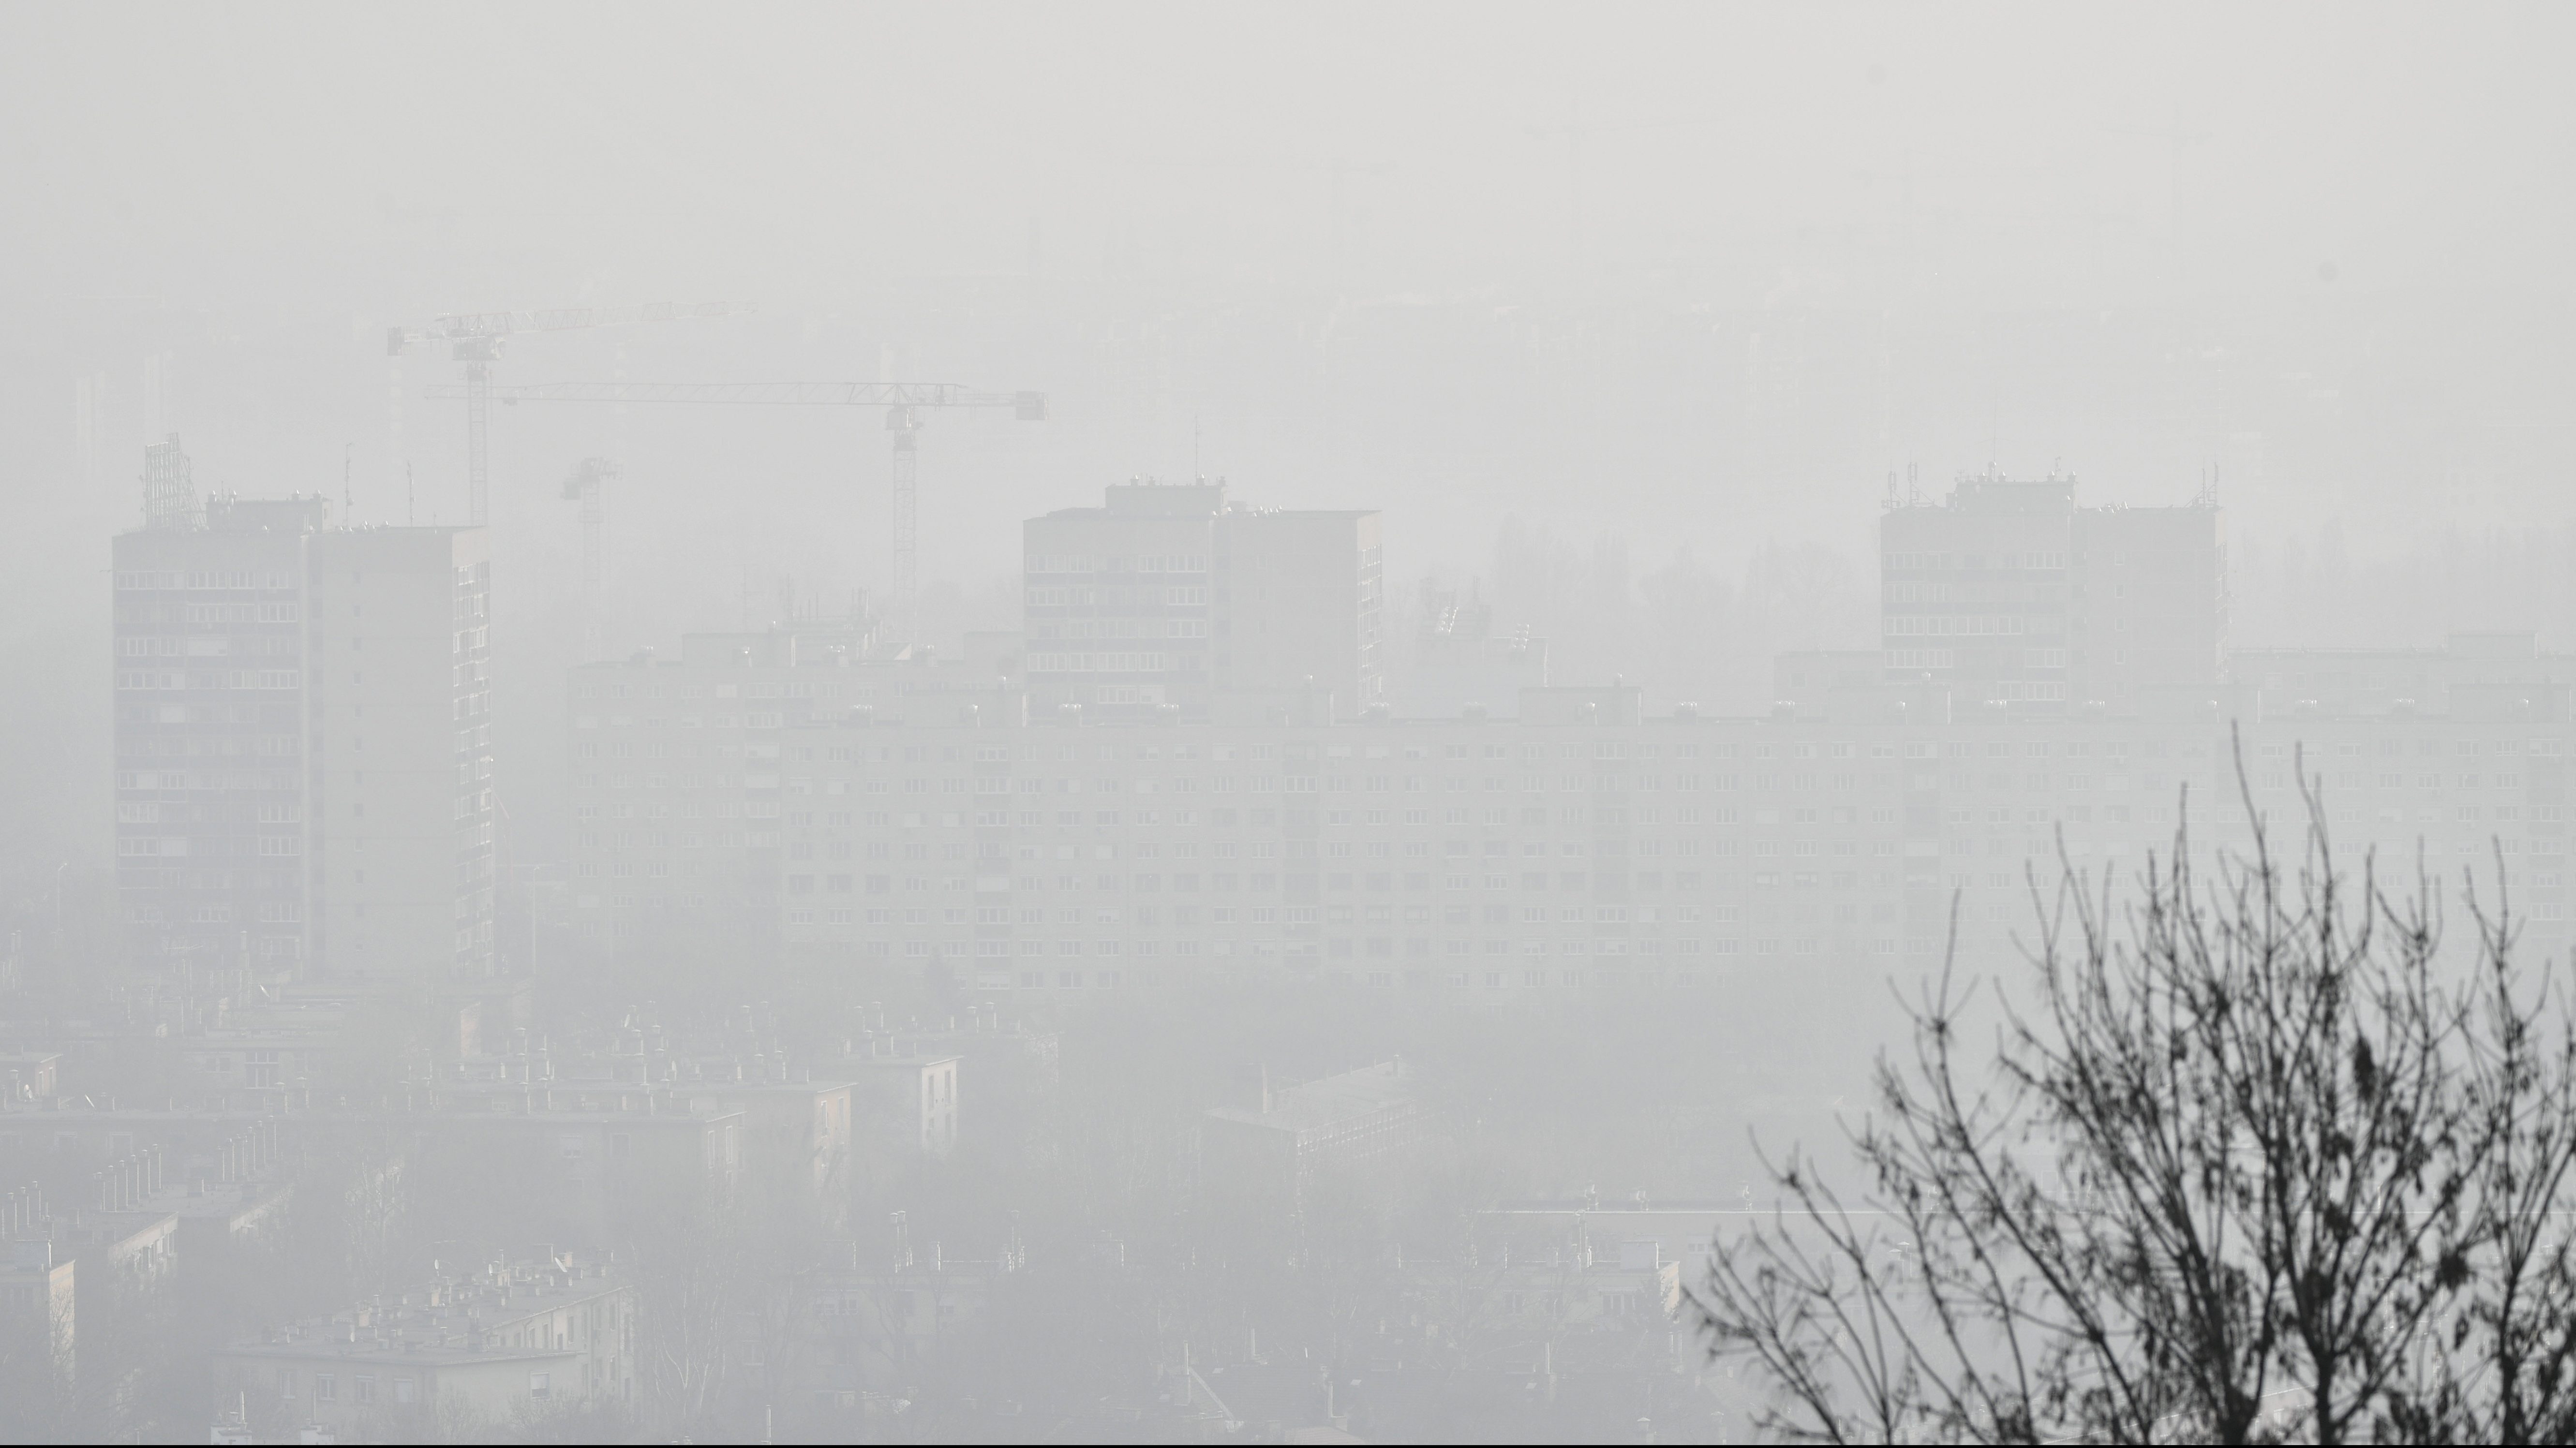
[109,441,494,982]
[1023,482,1385,722]
[1880,472,2222,711]
[565,677,2575,991]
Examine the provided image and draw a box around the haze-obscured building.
[1200,1058,1435,1216]
[561,623,1004,959]
[109,437,495,984]
[1879,471,2223,713]
[1023,481,1385,722]
[209,1250,634,1440]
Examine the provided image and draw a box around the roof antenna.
[406,462,417,525]
[342,443,354,521]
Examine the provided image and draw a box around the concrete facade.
[111,467,495,983]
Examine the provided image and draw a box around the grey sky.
[5,2,2575,879]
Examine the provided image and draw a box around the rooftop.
[1207,1059,1419,1135]
[225,1252,628,1367]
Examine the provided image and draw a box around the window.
[529,1371,551,1400]
[316,1374,337,1403]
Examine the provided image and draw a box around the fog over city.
[5,4,2576,1443]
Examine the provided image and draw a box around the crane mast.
[427,380,1045,638]
[387,302,750,524]
[890,406,919,612]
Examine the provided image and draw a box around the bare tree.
[1691,749,2576,1445]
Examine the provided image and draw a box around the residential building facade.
[1024,481,1385,721]
[1880,472,2223,711]
[110,442,495,982]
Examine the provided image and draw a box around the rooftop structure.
[1202,1059,1435,1216]
[209,1250,635,1438]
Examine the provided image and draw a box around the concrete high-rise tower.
[1878,472,2221,714]
[1022,481,1384,721]
[110,440,496,984]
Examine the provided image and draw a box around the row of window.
[1025,554,1208,576]
[1029,619,1209,639]
[577,680,836,701]
[116,669,301,691]
[115,771,302,794]
[767,897,1727,923]
[1027,585,1209,606]
[1024,651,1179,673]
[1883,551,2069,573]
[123,901,302,923]
[117,801,302,822]
[781,928,1738,953]
[983,967,1758,990]
[115,836,302,857]
[582,803,1722,829]
[118,631,299,656]
[115,570,296,591]
[1885,615,2038,638]
[583,766,1952,797]
[769,931,1894,962]
[569,720,2576,768]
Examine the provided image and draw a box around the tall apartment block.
[1880,473,2223,712]
[110,438,495,984]
[1022,482,1385,721]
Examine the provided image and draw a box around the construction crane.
[387,302,751,524]
[426,380,1045,633]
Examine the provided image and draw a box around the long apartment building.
[563,662,2575,990]
[563,620,998,947]
[561,475,2570,991]
[109,439,495,982]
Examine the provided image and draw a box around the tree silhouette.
[1692,745,2576,1445]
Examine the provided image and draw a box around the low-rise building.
[210,1251,635,1439]
[844,1049,957,1159]
[1201,1059,1435,1218]
[792,1228,1021,1415]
